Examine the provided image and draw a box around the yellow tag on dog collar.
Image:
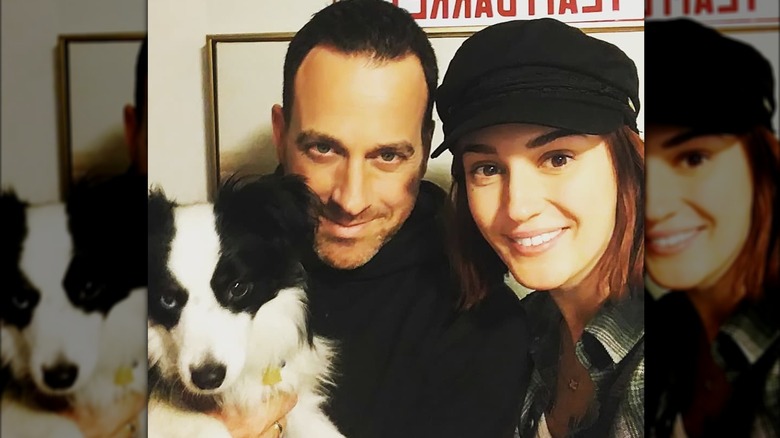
[114,365,134,386]
[262,367,282,386]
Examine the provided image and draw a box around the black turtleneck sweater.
[303,181,531,438]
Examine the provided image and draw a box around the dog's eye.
[160,294,178,310]
[11,294,31,310]
[228,281,252,300]
[78,281,105,301]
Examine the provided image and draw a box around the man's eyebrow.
[369,142,416,157]
[461,143,496,154]
[295,130,345,152]
[662,128,724,148]
[527,129,583,148]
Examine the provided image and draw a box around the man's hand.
[65,391,145,438]
[210,392,298,438]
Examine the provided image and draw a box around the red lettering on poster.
[453,0,472,17]
[559,0,579,14]
[695,0,713,14]
[648,0,761,18]
[475,0,494,16]
[498,0,517,16]
[717,0,737,12]
[431,0,449,18]
[583,0,602,13]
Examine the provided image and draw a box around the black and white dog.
[1,176,147,438]
[147,174,343,438]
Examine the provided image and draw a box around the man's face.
[272,47,429,269]
[124,81,148,174]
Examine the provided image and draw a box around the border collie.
[147,174,343,438]
[1,177,147,438]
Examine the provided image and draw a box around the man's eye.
[473,164,501,177]
[313,144,332,154]
[379,152,398,162]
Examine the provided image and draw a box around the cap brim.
[431,93,624,158]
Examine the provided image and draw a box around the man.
[262,1,530,437]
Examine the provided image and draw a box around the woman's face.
[645,125,753,290]
[460,123,618,292]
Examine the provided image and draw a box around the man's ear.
[124,104,138,161]
[271,104,287,166]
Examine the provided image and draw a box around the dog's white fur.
[1,203,147,438]
[148,203,343,438]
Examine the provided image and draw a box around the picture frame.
[56,32,145,199]
[205,25,645,200]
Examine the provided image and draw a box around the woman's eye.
[543,153,572,168]
[160,294,177,310]
[228,281,252,300]
[678,151,708,168]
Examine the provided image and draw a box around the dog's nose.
[190,363,226,390]
[42,363,79,389]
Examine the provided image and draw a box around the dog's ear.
[0,190,28,263]
[148,188,175,239]
[216,173,322,252]
[67,175,147,252]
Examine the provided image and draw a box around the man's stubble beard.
[314,218,405,270]
[310,166,425,270]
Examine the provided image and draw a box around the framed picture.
[206,26,645,199]
[56,32,145,199]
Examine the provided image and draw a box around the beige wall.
[148,0,331,204]
[0,0,145,204]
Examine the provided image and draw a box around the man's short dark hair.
[134,36,147,122]
[282,0,438,141]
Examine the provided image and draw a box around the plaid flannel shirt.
[648,285,780,437]
[515,289,645,437]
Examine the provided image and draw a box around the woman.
[644,19,779,437]
[431,18,645,437]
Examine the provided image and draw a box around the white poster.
[388,0,644,28]
[645,0,779,27]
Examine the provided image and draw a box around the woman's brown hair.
[728,126,780,302]
[445,126,645,310]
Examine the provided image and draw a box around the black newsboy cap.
[432,18,640,158]
[645,19,776,133]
